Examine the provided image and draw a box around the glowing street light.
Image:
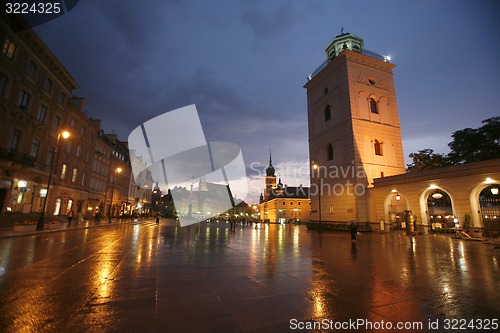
[108,167,122,223]
[312,162,322,233]
[37,130,70,230]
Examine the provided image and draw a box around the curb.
[0,219,153,239]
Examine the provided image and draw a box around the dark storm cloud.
[32,0,500,201]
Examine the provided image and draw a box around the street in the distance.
[0,220,498,332]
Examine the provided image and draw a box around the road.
[0,219,499,332]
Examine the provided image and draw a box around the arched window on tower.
[370,98,378,114]
[327,144,334,161]
[374,139,383,156]
[324,105,331,122]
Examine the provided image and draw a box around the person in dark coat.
[349,221,358,241]
[67,210,75,225]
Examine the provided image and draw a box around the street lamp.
[108,167,122,223]
[312,162,322,233]
[37,131,70,230]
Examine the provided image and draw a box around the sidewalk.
[0,216,152,239]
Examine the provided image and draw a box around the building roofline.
[373,158,500,186]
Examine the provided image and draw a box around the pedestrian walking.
[156,212,160,224]
[94,207,100,223]
[230,215,237,230]
[349,221,358,242]
[77,211,83,224]
[67,209,75,225]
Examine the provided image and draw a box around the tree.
[447,117,500,164]
[407,149,450,172]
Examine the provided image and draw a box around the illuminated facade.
[0,16,135,219]
[305,32,500,233]
[0,15,78,215]
[259,153,311,223]
[305,32,405,224]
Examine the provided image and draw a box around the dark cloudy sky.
[33,0,500,200]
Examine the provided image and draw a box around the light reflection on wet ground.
[0,220,498,332]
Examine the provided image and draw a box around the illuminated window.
[61,164,67,179]
[327,144,334,161]
[374,139,383,156]
[324,105,331,121]
[54,198,61,215]
[72,168,78,183]
[2,37,16,59]
[329,205,334,214]
[66,200,73,215]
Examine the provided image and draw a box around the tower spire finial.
[266,149,275,177]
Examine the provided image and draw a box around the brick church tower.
[304,32,405,223]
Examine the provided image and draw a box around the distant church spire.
[266,149,275,177]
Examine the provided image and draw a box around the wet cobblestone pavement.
[0,219,499,332]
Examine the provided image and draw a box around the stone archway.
[419,187,456,231]
[469,182,500,228]
[384,190,409,230]
[470,182,500,230]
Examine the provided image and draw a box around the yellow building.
[258,152,310,223]
[305,32,500,234]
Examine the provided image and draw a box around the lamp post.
[312,163,322,233]
[37,131,70,230]
[108,167,122,223]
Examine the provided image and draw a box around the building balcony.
[0,149,36,167]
